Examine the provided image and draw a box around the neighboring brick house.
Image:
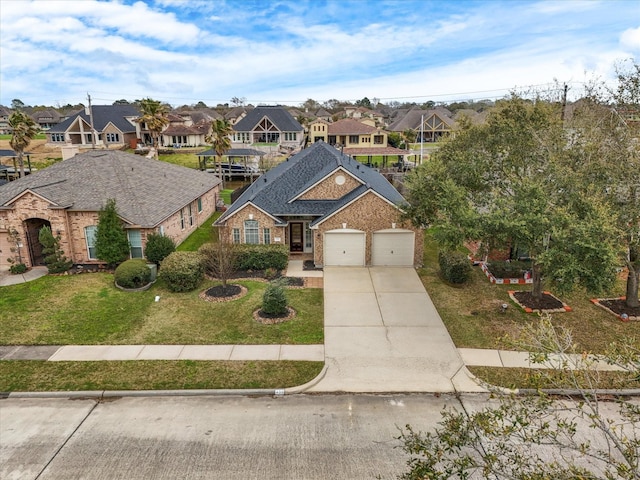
[46,105,143,149]
[388,107,456,143]
[214,141,423,267]
[231,106,304,150]
[161,112,215,147]
[0,150,221,271]
[0,107,12,135]
[309,118,413,167]
[31,109,62,130]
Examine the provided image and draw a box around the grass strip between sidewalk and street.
[0,360,324,392]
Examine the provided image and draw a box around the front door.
[289,223,303,252]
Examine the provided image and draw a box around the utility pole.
[420,114,424,165]
[561,84,568,122]
[87,93,97,149]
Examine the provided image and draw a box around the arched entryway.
[23,218,51,267]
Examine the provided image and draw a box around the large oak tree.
[405,96,621,299]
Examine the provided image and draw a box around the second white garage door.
[324,230,365,266]
[372,229,415,266]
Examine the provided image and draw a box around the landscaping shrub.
[438,250,472,284]
[9,263,27,275]
[114,258,152,289]
[145,233,176,266]
[234,244,288,271]
[158,251,204,292]
[38,225,72,274]
[262,284,288,315]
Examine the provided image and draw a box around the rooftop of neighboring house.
[328,118,380,135]
[48,105,140,133]
[0,149,221,227]
[233,106,304,133]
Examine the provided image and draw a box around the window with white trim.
[85,226,97,259]
[244,220,259,244]
[127,230,143,258]
[188,204,194,226]
[232,228,241,244]
[180,209,185,229]
[197,197,203,213]
[263,228,271,245]
[106,133,120,143]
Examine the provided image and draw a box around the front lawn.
[420,232,639,353]
[420,232,640,389]
[0,274,323,345]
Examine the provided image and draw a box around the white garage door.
[372,230,415,266]
[324,230,365,266]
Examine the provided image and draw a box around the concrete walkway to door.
[307,267,486,393]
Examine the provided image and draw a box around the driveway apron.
[308,267,484,393]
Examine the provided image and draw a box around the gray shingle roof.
[0,150,221,227]
[233,106,303,133]
[215,141,405,226]
[48,105,140,134]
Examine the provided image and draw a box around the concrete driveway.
[307,267,485,393]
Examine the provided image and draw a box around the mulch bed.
[591,297,640,321]
[303,260,323,271]
[253,307,296,325]
[199,284,248,303]
[509,290,572,313]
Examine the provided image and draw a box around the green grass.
[157,152,202,169]
[0,133,47,140]
[176,211,221,251]
[0,275,324,345]
[0,360,324,391]
[420,231,640,389]
[220,189,233,204]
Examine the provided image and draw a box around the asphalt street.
[2,393,453,480]
[3,393,638,479]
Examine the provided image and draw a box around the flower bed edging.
[481,262,533,285]
[508,290,572,314]
[590,297,639,322]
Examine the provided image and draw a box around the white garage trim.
[372,229,415,266]
[324,229,365,266]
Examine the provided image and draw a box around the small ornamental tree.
[145,233,176,266]
[261,284,288,316]
[198,238,236,289]
[95,199,130,267]
[38,226,72,273]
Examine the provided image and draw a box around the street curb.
[3,366,331,399]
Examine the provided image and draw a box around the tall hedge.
[438,250,472,284]
[234,244,288,271]
[159,251,204,292]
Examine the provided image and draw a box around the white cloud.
[620,26,640,51]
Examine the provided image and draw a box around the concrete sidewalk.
[0,344,325,362]
[0,266,48,287]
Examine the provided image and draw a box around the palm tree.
[9,111,39,178]
[135,98,169,159]
[205,119,233,188]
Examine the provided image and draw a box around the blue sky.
[1,0,638,107]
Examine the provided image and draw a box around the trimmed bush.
[262,284,288,315]
[9,263,27,275]
[145,233,176,266]
[438,250,472,284]
[114,258,152,289]
[159,251,204,292]
[234,244,288,271]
